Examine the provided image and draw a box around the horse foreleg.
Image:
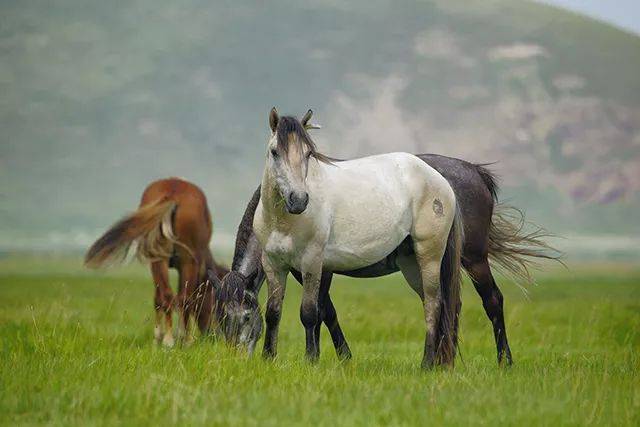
[195,280,214,335]
[291,270,352,360]
[300,253,323,363]
[320,273,352,360]
[262,254,288,359]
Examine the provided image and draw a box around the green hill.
[1,0,639,255]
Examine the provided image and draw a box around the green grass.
[1,255,638,426]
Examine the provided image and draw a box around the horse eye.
[270,149,278,158]
[305,151,313,159]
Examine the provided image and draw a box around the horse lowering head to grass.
[84,178,228,347]
[249,108,464,368]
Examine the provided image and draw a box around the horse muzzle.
[285,191,309,214]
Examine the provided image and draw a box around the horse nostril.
[288,192,296,205]
[302,192,309,206]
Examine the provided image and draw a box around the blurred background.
[1,0,639,260]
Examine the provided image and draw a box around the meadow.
[0,255,638,426]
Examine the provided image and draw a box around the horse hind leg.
[177,258,199,346]
[409,196,455,368]
[465,258,513,365]
[151,260,174,347]
[397,251,442,368]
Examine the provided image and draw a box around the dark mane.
[218,271,245,303]
[276,116,333,164]
[217,270,260,309]
[231,186,261,272]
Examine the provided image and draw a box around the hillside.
[1,0,639,254]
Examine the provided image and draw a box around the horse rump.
[84,198,177,268]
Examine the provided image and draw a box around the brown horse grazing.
[85,178,228,347]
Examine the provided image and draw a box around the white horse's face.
[265,108,322,215]
[266,132,311,214]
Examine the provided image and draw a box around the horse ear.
[269,107,279,133]
[301,109,313,126]
[301,109,322,130]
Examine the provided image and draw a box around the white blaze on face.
[269,131,309,205]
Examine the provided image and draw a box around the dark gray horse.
[210,154,559,365]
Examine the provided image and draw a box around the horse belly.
[323,211,411,271]
[320,165,413,271]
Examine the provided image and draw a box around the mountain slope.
[1,0,639,252]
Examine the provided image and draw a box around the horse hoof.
[421,359,435,370]
[336,345,352,361]
[154,327,163,344]
[162,335,175,348]
[262,349,276,360]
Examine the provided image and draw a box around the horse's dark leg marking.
[300,271,321,362]
[262,265,287,359]
[324,298,352,359]
[292,270,352,360]
[465,259,513,365]
[151,260,174,346]
[322,291,352,359]
[263,298,282,359]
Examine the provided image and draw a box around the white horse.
[253,108,464,368]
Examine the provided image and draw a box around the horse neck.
[231,189,263,277]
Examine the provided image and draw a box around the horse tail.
[473,163,563,283]
[436,203,464,366]
[488,203,564,284]
[84,198,178,268]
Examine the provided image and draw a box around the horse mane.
[276,116,333,164]
[231,186,261,272]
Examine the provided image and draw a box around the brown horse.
[85,177,228,346]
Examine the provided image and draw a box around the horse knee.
[300,301,319,329]
[155,292,172,313]
[265,300,282,325]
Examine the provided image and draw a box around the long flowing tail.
[488,203,564,284]
[436,204,464,365]
[84,198,178,268]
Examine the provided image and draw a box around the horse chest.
[263,230,296,264]
[254,213,300,266]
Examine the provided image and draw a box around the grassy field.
[0,255,638,426]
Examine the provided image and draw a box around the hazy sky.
[538,0,640,35]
